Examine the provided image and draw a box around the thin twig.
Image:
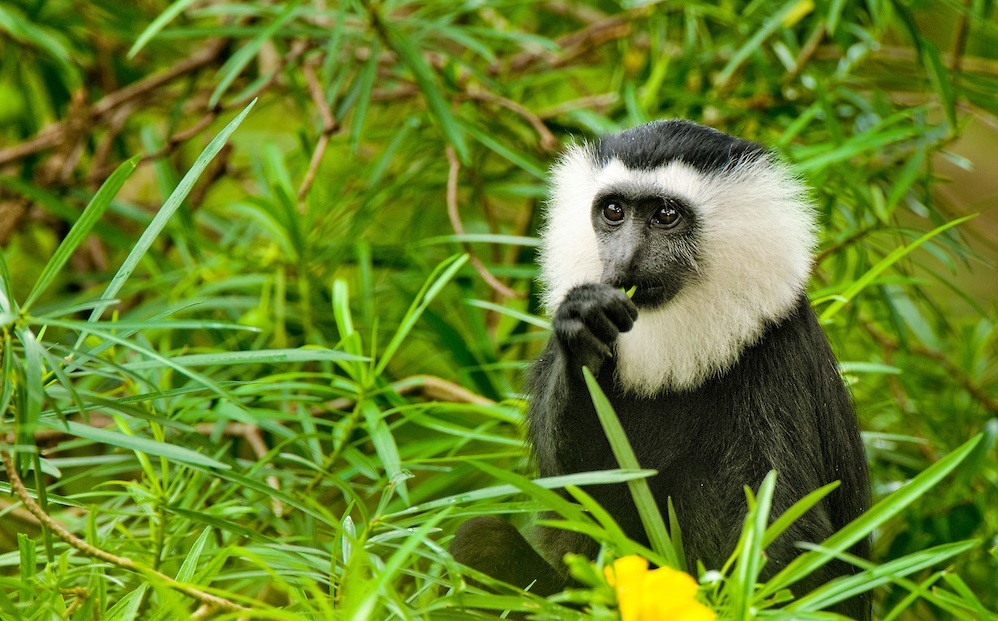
[0,40,227,169]
[949,0,972,73]
[298,60,340,203]
[461,88,558,151]
[324,373,495,413]
[445,146,524,300]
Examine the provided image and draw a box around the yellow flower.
[604,556,716,621]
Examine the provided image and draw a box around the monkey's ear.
[449,517,566,595]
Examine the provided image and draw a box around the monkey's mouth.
[626,283,674,307]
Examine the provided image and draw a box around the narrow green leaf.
[819,215,975,322]
[464,300,549,329]
[374,254,469,376]
[717,0,802,86]
[14,327,44,437]
[175,527,213,582]
[762,480,840,548]
[582,367,677,567]
[209,2,300,107]
[17,534,35,601]
[128,0,199,58]
[358,507,453,612]
[71,99,257,360]
[731,472,777,618]
[386,468,655,518]
[39,419,229,470]
[361,401,408,505]
[22,156,139,312]
[379,18,468,161]
[667,497,687,572]
[349,40,380,151]
[462,121,547,179]
[105,584,148,621]
[119,348,365,370]
[760,433,982,598]
[788,540,978,611]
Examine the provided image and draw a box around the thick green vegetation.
[0,1,996,619]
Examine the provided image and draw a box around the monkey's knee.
[450,516,566,595]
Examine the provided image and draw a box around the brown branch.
[538,93,618,119]
[783,22,826,84]
[461,88,558,152]
[1,448,248,614]
[325,373,495,413]
[298,60,340,203]
[0,40,228,169]
[504,14,634,74]
[950,0,972,74]
[445,146,524,300]
[863,321,997,414]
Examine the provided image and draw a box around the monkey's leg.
[449,516,568,596]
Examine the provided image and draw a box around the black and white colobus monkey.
[450,120,870,618]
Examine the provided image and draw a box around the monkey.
[449,120,870,619]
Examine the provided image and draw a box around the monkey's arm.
[528,283,637,477]
[449,284,635,593]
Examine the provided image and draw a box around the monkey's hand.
[553,283,638,376]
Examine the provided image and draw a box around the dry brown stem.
[445,146,525,300]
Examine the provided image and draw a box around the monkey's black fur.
[449,122,870,619]
[593,119,765,172]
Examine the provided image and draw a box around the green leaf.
[788,540,979,611]
[119,348,365,370]
[717,0,803,87]
[105,584,148,621]
[819,215,975,322]
[762,480,839,548]
[128,0,200,58]
[374,254,469,376]
[39,419,230,470]
[209,2,300,107]
[174,527,213,582]
[71,99,257,360]
[17,534,35,601]
[582,367,677,567]
[386,467,655,518]
[378,17,468,161]
[760,433,983,599]
[22,156,138,312]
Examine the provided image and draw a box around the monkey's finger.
[604,294,638,331]
[556,317,613,362]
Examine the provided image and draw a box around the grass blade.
[40,419,230,470]
[70,99,257,362]
[128,0,199,58]
[22,156,139,312]
[819,215,975,322]
[582,367,677,567]
[378,17,469,161]
[760,433,982,598]
[374,254,469,376]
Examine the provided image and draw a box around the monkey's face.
[540,120,818,392]
[590,188,701,308]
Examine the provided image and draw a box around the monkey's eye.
[653,206,681,228]
[602,202,624,223]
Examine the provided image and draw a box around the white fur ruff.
[540,145,816,395]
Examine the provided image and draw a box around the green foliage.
[0,0,996,619]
